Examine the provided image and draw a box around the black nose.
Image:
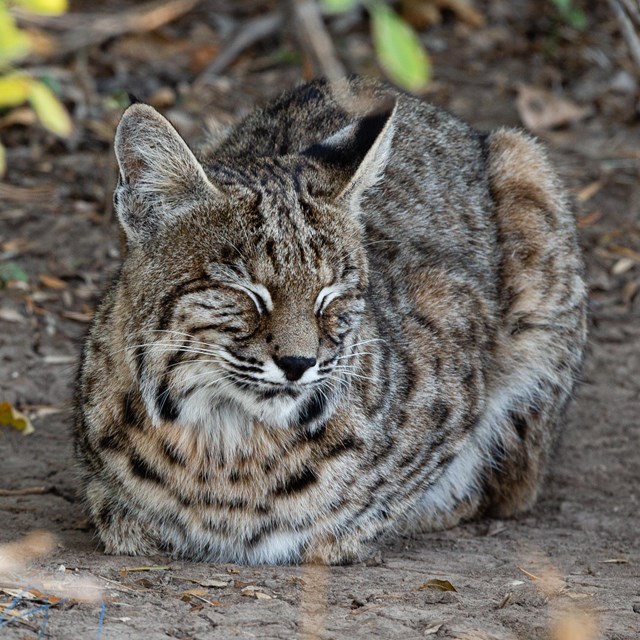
[273,355,316,381]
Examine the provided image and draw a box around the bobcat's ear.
[114,103,220,243]
[302,99,397,212]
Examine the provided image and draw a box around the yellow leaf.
[0,402,34,434]
[0,5,31,63]
[0,74,31,108]
[418,579,457,592]
[28,81,73,137]
[11,0,68,15]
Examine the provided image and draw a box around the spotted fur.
[74,78,587,564]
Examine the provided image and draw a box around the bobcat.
[74,78,587,565]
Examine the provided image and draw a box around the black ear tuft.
[303,103,394,174]
[127,92,142,106]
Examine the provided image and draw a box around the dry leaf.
[576,211,603,228]
[0,401,34,434]
[0,531,56,572]
[181,588,208,598]
[516,84,592,131]
[177,575,230,588]
[0,308,24,323]
[418,579,457,592]
[38,273,67,289]
[576,179,605,203]
[240,585,271,599]
[612,258,635,275]
[199,579,229,588]
[424,622,443,635]
[60,310,93,322]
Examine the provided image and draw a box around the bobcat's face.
[122,166,368,430]
[113,99,394,431]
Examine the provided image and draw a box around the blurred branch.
[195,10,283,84]
[287,0,346,82]
[14,0,201,56]
[608,0,640,70]
[196,0,346,86]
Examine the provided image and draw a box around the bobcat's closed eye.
[75,78,586,565]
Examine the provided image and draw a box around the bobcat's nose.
[274,355,316,382]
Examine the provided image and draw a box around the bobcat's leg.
[479,128,587,516]
[303,531,378,565]
[86,480,160,556]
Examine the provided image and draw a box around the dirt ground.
[1,1,639,638]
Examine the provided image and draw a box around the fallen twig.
[0,486,54,497]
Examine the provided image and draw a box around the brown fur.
[74,79,587,564]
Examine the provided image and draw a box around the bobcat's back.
[74,79,586,564]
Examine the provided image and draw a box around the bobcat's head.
[112,93,396,433]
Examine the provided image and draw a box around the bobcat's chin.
[175,378,308,431]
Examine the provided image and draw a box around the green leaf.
[370,2,431,93]
[0,262,29,285]
[566,7,587,29]
[11,0,68,15]
[549,0,587,30]
[28,80,73,137]
[321,0,357,14]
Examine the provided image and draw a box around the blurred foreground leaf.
[0,73,31,107]
[370,2,431,92]
[0,261,29,285]
[12,0,68,14]
[0,142,5,176]
[550,0,587,29]
[0,401,34,434]
[28,79,73,136]
[321,0,357,13]
[0,3,30,63]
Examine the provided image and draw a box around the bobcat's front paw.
[96,511,160,557]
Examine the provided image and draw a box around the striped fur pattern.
[74,79,587,564]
